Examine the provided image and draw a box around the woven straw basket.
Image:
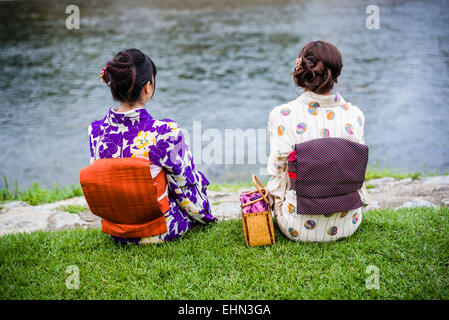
[241,175,275,247]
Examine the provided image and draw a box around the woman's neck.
[305,89,331,96]
[117,102,145,113]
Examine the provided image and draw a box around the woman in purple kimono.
[89,48,216,244]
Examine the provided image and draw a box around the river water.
[0,0,448,188]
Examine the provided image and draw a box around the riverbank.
[1,206,448,299]
[0,174,448,236]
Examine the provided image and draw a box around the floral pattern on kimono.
[88,107,216,244]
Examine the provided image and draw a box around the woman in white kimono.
[266,41,369,242]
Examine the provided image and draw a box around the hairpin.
[295,57,303,71]
[99,61,110,83]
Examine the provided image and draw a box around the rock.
[208,191,240,203]
[391,178,413,186]
[368,177,396,186]
[237,187,252,194]
[422,176,449,185]
[1,173,448,236]
[212,202,241,220]
[207,191,229,199]
[396,198,438,210]
[0,198,99,236]
[42,196,88,210]
[79,210,101,224]
[0,201,31,211]
[47,211,90,231]
[0,207,54,235]
[362,201,381,212]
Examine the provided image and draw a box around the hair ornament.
[295,57,303,71]
[99,61,110,83]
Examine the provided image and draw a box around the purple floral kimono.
[88,107,216,244]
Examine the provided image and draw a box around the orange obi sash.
[79,158,169,238]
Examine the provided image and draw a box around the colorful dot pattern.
[281,108,291,116]
[308,101,320,116]
[320,128,330,138]
[281,209,362,242]
[269,92,365,242]
[278,125,284,136]
[296,122,307,135]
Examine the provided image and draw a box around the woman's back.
[266,41,368,242]
[89,107,177,178]
[268,91,365,153]
[85,48,215,245]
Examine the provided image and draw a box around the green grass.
[364,166,448,181]
[364,167,422,181]
[57,204,89,214]
[0,176,83,206]
[1,207,448,300]
[208,180,255,192]
[1,168,447,203]
[208,167,448,192]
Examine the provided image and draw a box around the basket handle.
[241,189,268,207]
[252,174,269,204]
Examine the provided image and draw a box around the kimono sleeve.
[147,121,216,224]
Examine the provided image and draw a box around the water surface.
[0,0,448,188]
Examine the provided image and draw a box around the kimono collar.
[300,91,346,108]
[107,107,151,125]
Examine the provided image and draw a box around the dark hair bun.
[292,41,342,94]
[102,48,157,103]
